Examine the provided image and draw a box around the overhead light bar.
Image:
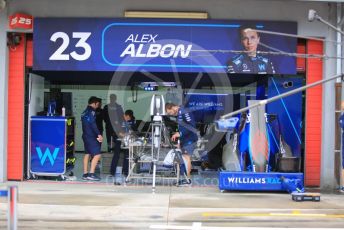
[144,85,158,91]
[138,82,177,88]
[138,82,178,91]
[124,11,208,19]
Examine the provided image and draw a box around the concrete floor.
[1,181,344,229]
[2,153,344,229]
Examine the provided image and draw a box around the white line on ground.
[150,224,344,230]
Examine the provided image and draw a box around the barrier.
[0,186,18,230]
[219,172,304,192]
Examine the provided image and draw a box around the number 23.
[49,32,91,61]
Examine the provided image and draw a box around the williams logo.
[36,147,60,166]
[227,177,281,184]
[258,64,266,71]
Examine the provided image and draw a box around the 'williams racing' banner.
[33,18,297,74]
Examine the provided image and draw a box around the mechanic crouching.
[165,103,198,186]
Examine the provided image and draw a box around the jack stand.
[291,192,320,202]
[151,118,162,193]
[281,176,320,202]
[152,160,157,193]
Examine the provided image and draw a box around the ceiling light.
[124,11,208,19]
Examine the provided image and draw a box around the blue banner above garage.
[33,18,297,74]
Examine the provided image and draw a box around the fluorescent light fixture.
[139,82,177,88]
[124,11,208,19]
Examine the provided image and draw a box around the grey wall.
[0,8,8,182]
[321,4,338,190]
[7,0,331,37]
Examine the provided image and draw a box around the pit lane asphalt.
[1,181,344,229]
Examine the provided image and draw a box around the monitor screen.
[184,93,233,123]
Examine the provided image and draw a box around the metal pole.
[338,2,344,189]
[7,186,18,230]
[317,16,344,36]
[152,161,156,193]
[221,73,343,119]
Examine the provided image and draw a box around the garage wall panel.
[305,40,323,187]
[7,34,25,180]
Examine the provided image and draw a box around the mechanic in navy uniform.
[165,103,198,186]
[95,97,104,136]
[120,109,138,178]
[123,109,137,133]
[81,96,103,181]
[103,94,125,176]
[339,101,344,192]
[228,25,275,74]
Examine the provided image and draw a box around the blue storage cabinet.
[30,116,74,176]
